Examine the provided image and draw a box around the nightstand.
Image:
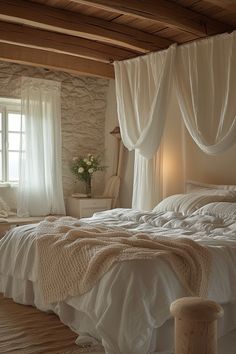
[0,223,11,238]
[66,197,113,218]
[0,216,44,238]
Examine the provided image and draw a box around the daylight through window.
[0,98,24,183]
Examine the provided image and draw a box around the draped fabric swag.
[132,150,163,211]
[115,30,236,210]
[175,31,236,155]
[17,77,65,217]
[114,45,176,210]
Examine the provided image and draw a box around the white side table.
[0,216,44,238]
[66,197,113,218]
[0,223,11,238]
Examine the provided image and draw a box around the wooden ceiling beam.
[0,0,173,53]
[205,0,236,11]
[0,42,114,79]
[73,0,233,36]
[0,21,136,63]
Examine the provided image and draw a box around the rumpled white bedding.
[1,208,236,354]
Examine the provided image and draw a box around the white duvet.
[1,208,236,354]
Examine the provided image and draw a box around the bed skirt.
[0,274,236,354]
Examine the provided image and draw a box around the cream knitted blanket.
[35,217,211,304]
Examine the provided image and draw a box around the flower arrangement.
[71,153,105,197]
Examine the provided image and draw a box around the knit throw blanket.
[35,217,211,304]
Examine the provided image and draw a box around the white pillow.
[186,180,236,193]
[153,191,236,215]
[194,202,236,219]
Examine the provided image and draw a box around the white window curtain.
[175,31,236,155]
[114,45,176,210]
[17,77,65,217]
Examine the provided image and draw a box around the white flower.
[72,157,78,161]
[88,168,94,174]
[78,167,84,173]
[83,158,88,163]
[87,161,92,165]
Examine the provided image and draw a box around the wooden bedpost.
[170,297,224,354]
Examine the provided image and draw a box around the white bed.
[1,188,236,354]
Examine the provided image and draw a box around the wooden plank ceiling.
[0,0,235,78]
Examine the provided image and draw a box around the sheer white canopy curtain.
[115,30,236,211]
[175,31,236,155]
[114,45,176,210]
[17,77,65,217]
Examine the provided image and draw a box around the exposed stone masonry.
[0,61,109,208]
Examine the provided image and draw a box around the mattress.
[1,208,236,354]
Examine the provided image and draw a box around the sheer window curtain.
[175,31,236,155]
[17,77,65,217]
[114,45,176,210]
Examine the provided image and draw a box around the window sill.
[0,183,18,188]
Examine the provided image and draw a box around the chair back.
[103,175,121,208]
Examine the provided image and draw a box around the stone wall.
[0,61,109,209]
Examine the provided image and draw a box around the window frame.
[0,98,22,184]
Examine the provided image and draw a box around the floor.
[0,294,103,353]
[218,329,236,354]
[1,292,232,354]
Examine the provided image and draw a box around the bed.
[1,183,236,354]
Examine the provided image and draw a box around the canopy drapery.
[114,45,176,160]
[114,45,176,210]
[175,31,236,155]
[17,77,65,217]
[115,31,236,210]
[132,150,163,211]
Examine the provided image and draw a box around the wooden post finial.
[170,297,224,354]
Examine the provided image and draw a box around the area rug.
[0,294,104,353]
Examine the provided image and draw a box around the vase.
[85,177,92,198]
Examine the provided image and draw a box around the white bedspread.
[1,208,236,354]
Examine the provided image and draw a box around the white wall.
[161,87,185,198]
[162,88,236,193]
[185,129,236,185]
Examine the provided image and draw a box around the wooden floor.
[0,294,102,353]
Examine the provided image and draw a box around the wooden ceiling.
[0,0,235,78]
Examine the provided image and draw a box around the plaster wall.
[163,89,236,195]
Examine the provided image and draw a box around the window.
[0,98,24,183]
